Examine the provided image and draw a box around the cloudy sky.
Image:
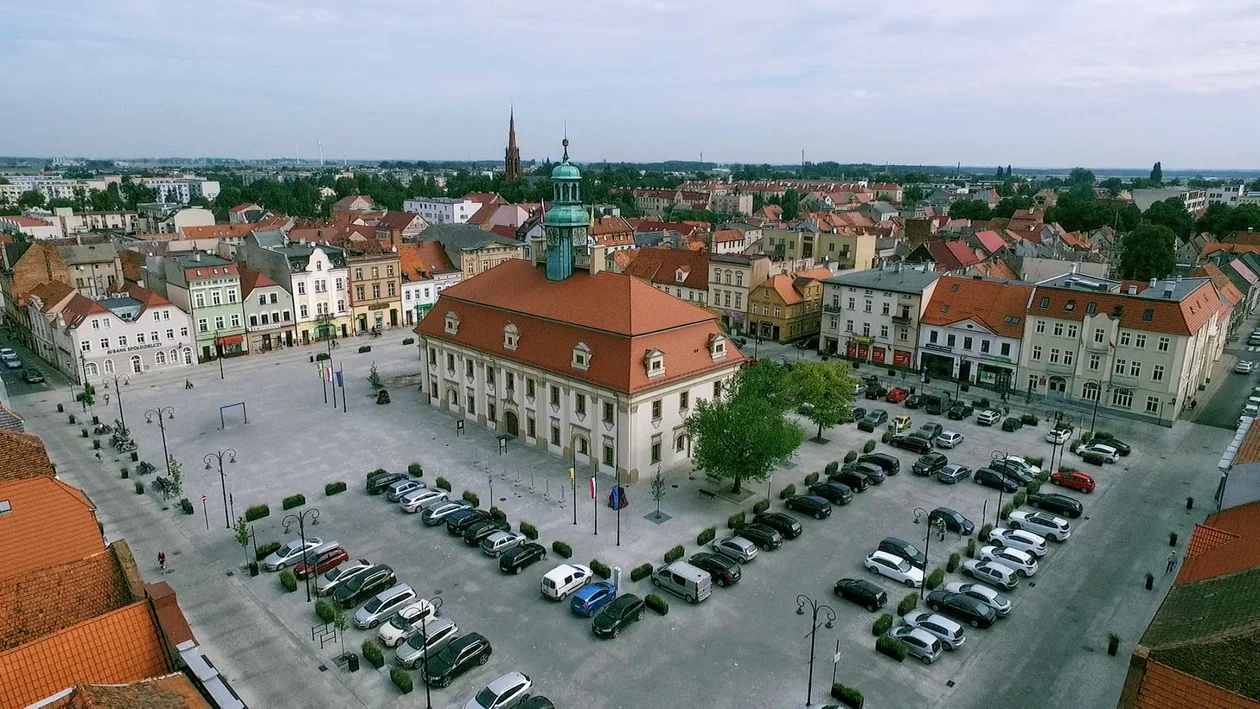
[2,0,1258,168]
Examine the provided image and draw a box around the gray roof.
[822,265,940,293]
[57,242,118,265]
[170,251,233,268]
[252,229,287,248]
[417,223,519,270]
[1135,277,1211,301]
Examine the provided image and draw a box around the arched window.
[130,355,142,373]
[103,359,114,374]
[84,362,98,377]
[448,389,460,406]
[170,349,179,365]
[1111,388,1133,408]
[155,350,167,365]
[182,348,192,365]
[1082,382,1099,401]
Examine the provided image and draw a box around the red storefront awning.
[215,335,244,346]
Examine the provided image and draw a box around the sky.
[2,0,1259,168]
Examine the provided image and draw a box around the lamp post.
[204,449,238,530]
[282,507,320,602]
[912,507,935,599]
[990,450,1008,527]
[418,595,444,709]
[795,593,836,707]
[145,406,176,477]
[102,373,130,431]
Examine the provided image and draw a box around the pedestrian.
[158,551,167,574]
[1190,399,1198,411]
[103,393,110,405]
[1166,551,1177,574]
[185,379,194,389]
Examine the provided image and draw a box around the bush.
[1000,503,1014,520]
[872,613,894,636]
[631,563,654,582]
[390,667,413,694]
[1012,491,1027,508]
[551,540,573,558]
[489,506,507,523]
[664,545,685,564]
[979,524,993,543]
[881,431,893,444]
[361,640,384,668]
[825,461,839,475]
[1025,456,1044,468]
[966,538,977,558]
[1058,465,1079,474]
[863,440,876,453]
[436,477,452,492]
[245,504,270,522]
[1034,470,1051,484]
[279,569,298,592]
[897,593,918,615]
[324,481,347,496]
[778,483,797,500]
[947,552,961,573]
[282,494,306,510]
[316,599,336,624]
[1027,481,1043,495]
[407,462,423,477]
[134,481,144,494]
[462,490,480,508]
[645,593,670,615]
[727,511,745,529]
[255,541,281,561]
[804,471,819,486]
[519,521,538,540]
[697,527,716,545]
[926,569,945,590]
[590,559,611,579]
[752,499,770,514]
[876,635,907,661]
[1068,437,1083,453]
[120,467,129,479]
[81,428,89,438]
[844,450,858,463]
[831,683,864,708]
[857,420,875,433]
[1093,431,1113,441]
[179,498,194,515]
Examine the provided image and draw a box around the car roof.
[896,626,939,644]
[487,672,530,693]
[869,550,905,565]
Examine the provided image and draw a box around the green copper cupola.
[543,138,587,281]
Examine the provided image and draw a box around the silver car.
[481,531,526,557]
[465,671,533,709]
[935,431,964,449]
[353,583,417,629]
[936,464,971,485]
[386,479,425,502]
[978,545,1038,577]
[262,536,323,571]
[988,527,1047,558]
[901,611,965,651]
[943,581,1012,617]
[395,616,458,668]
[316,558,371,596]
[711,536,758,564]
[961,559,1019,591]
[888,625,943,664]
[400,488,447,513]
[422,500,472,526]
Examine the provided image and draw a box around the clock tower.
[542,138,588,281]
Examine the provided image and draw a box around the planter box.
[358,345,372,354]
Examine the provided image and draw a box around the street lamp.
[204,449,238,530]
[795,593,836,707]
[145,406,176,477]
[912,507,937,599]
[990,450,1009,526]
[282,507,320,602]
[101,373,130,431]
[417,595,444,709]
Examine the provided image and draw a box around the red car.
[885,388,909,404]
[1050,470,1095,493]
[295,544,348,579]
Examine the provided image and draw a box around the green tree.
[1100,177,1124,197]
[731,357,794,412]
[1143,198,1195,241]
[790,360,858,442]
[903,184,925,203]
[1150,161,1163,185]
[17,190,45,209]
[992,195,1034,218]
[994,166,1005,179]
[167,456,183,498]
[948,199,991,220]
[650,468,667,519]
[367,362,383,391]
[233,517,251,566]
[1117,224,1177,281]
[1067,167,1096,186]
[779,188,801,221]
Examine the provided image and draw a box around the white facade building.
[403,197,480,226]
[1206,184,1247,206]
[135,177,221,204]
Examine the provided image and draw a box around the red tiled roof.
[3,216,53,228]
[1202,243,1260,258]
[623,248,709,291]
[0,477,102,582]
[375,211,424,232]
[712,229,743,244]
[228,203,260,213]
[0,430,55,482]
[1193,262,1245,307]
[1227,231,1260,246]
[1029,281,1221,337]
[489,225,518,240]
[1177,501,1260,584]
[27,281,76,313]
[0,547,134,651]
[331,195,373,209]
[61,673,211,708]
[118,249,145,283]
[590,216,633,237]
[236,265,278,296]
[971,260,1018,281]
[180,223,258,240]
[288,226,348,244]
[922,276,1033,338]
[467,202,498,227]
[61,293,111,329]
[121,283,171,313]
[1131,657,1260,709]
[463,192,502,205]
[635,221,701,238]
[397,241,458,281]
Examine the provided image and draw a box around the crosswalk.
[1248,346,1260,352]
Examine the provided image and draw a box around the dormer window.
[708,334,727,361]
[444,311,460,335]
[675,268,688,283]
[644,348,665,378]
[504,323,519,351]
[572,342,591,371]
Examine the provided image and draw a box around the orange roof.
[236,265,278,296]
[118,249,145,283]
[27,281,76,313]
[467,202,498,227]
[922,276,1034,338]
[0,547,133,651]
[0,431,55,482]
[622,248,709,291]
[971,259,1018,281]
[0,477,102,581]
[59,673,211,708]
[1029,281,1221,337]
[610,248,639,271]
[1177,501,1260,584]
[179,223,261,240]
[397,241,457,281]
[0,602,172,708]
[759,271,829,306]
[463,192,502,205]
[712,229,743,244]
[1202,243,1260,258]
[1194,262,1246,307]
[61,292,111,329]
[1131,657,1260,709]
[415,260,743,394]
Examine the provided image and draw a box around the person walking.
[1166,551,1177,574]
[158,551,167,574]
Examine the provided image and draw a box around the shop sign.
[106,341,162,355]
[923,343,953,353]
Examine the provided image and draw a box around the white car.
[865,550,923,588]
[1045,428,1072,445]
[960,559,1019,591]
[399,488,447,513]
[262,536,324,571]
[1003,456,1041,477]
[987,527,1047,557]
[978,545,1039,577]
[1078,443,1119,463]
[353,583,417,629]
[1237,361,1257,374]
[976,409,1001,426]
[943,581,1012,617]
[901,611,966,651]
[935,431,964,449]
[316,558,371,596]
[1246,404,1260,418]
[481,531,526,557]
[1008,510,1071,542]
[376,597,440,647]
[465,671,533,709]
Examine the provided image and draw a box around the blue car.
[569,581,616,617]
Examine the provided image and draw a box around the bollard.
[1145,573,1154,590]
[1169,532,1178,547]
[1186,497,1194,510]
[613,566,622,593]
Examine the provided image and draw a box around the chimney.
[1070,262,1078,274]
[1149,277,1157,289]
[1127,285,1137,295]
[193,252,201,262]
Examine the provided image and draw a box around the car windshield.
[346,572,371,591]
[277,544,296,558]
[474,688,500,707]
[363,597,382,613]
[389,614,411,630]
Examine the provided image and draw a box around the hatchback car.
[465,671,533,709]
[735,523,784,551]
[987,527,1047,557]
[809,481,853,505]
[1008,510,1071,541]
[946,402,974,420]
[886,388,909,403]
[918,422,943,440]
[973,467,1019,493]
[942,581,1012,617]
[23,368,44,383]
[936,464,972,485]
[1237,361,1257,374]
[385,479,424,502]
[960,559,1019,591]
[712,536,758,563]
[833,577,888,612]
[978,545,1038,576]
[925,591,997,628]
[848,405,867,423]
[399,488,448,513]
[1026,492,1084,519]
[570,581,617,617]
[877,537,926,568]
[353,583,417,629]
[463,518,511,546]
[888,626,943,664]
[1001,417,1023,432]
[499,542,547,574]
[317,558,372,597]
[422,632,492,688]
[864,550,923,587]
[752,512,803,539]
[396,616,459,669]
[378,598,440,648]
[844,461,886,485]
[828,469,871,492]
[334,564,397,608]
[592,594,646,639]
[422,500,472,525]
[864,384,889,400]
[935,431,964,449]
[977,409,1002,426]
[930,507,975,536]
[904,394,925,409]
[784,494,833,519]
[1046,428,1073,445]
[1078,443,1119,463]
[688,552,741,587]
[864,409,889,425]
[902,611,966,650]
[988,459,1035,486]
[1093,436,1132,456]
[890,414,912,431]
[262,536,324,572]
[0,348,13,358]
[912,452,948,476]
[481,531,527,557]
[1051,470,1096,493]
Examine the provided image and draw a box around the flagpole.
[330,360,338,409]
[320,363,328,403]
[592,475,598,536]
[339,365,347,413]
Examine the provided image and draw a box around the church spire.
[504,107,522,181]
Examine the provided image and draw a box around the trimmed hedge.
[179,498,194,515]
[256,541,281,561]
[520,521,538,540]
[876,635,907,661]
[727,511,745,529]
[245,504,270,522]
[462,490,480,508]
[324,481,347,496]
[926,569,945,590]
[134,481,144,494]
[1025,456,1044,468]
[881,431,893,444]
[81,428,89,438]
[863,440,876,453]
[551,541,572,559]
[630,563,654,582]
[120,467,130,478]
[362,640,384,668]
[282,494,306,510]
[489,506,507,523]
[1000,503,1014,520]
[645,593,669,615]
[778,484,797,500]
[979,524,993,543]
[831,684,864,708]
[872,613,894,636]
[857,420,876,432]
[966,538,977,558]
[825,461,839,476]
[664,545,685,564]
[436,477,452,492]
[390,667,413,694]
[367,468,388,480]
[1021,413,1039,425]
[804,472,820,486]
[752,499,770,514]
[1012,491,1027,508]
[590,559,611,579]
[1027,481,1043,495]
[844,450,858,463]
[316,599,336,624]
[407,462,423,477]
[947,552,961,573]
[697,527,716,546]
[93,439,101,449]
[280,569,297,593]
[897,593,918,615]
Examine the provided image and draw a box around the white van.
[650,561,712,604]
[540,563,593,601]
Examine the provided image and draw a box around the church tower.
[504,109,522,181]
[543,138,587,281]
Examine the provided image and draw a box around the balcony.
[823,304,843,314]
[1085,339,1110,352]
[1110,373,1140,387]
[891,315,912,325]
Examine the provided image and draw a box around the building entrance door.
[504,411,519,437]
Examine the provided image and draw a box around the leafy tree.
[367,362,383,391]
[334,604,349,660]
[1100,177,1124,197]
[17,190,45,209]
[234,517,251,566]
[1067,167,1096,186]
[168,456,183,498]
[732,357,794,413]
[780,188,801,221]
[1143,198,1195,241]
[1117,224,1177,280]
[1006,165,1013,178]
[994,181,1014,198]
[948,199,991,220]
[903,184,925,203]
[1197,202,1260,238]
[991,195,1034,219]
[1150,161,1163,185]
[790,360,858,441]
[650,468,667,519]
[994,166,1005,179]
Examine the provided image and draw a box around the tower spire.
[504,106,521,180]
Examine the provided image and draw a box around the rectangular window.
[428,348,437,365]
[356,286,365,300]
[1119,332,1131,346]
[465,360,474,378]
[1146,396,1160,413]
[1035,320,1045,334]
[166,329,174,340]
[258,294,267,305]
[1089,353,1100,371]
[1129,361,1141,377]
[1067,325,1078,339]
[1152,364,1164,381]
[194,293,205,307]
[372,284,381,298]
[1032,345,1042,361]
[1158,337,1170,352]
[118,335,128,346]
[651,400,662,420]
[845,320,854,333]
[848,298,855,309]
[446,353,455,371]
[862,323,870,337]
[550,424,560,446]
[527,416,536,438]
[1114,358,1127,375]
[81,340,91,352]
[467,391,475,416]
[603,442,614,466]
[198,319,208,333]
[1000,342,1011,356]
[297,282,306,295]
[136,333,145,344]
[864,300,872,313]
[880,325,889,340]
[575,393,586,415]
[946,334,956,347]
[1112,389,1133,408]
[1094,328,1104,344]
[227,289,237,304]
[214,316,224,329]
[526,378,535,398]
[212,290,222,305]
[1135,334,1146,348]
[1049,348,1060,364]
[882,302,890,315]
[713,381,722,398]
[230,314,240,327]
[651,437,662,464]
[180,327,188,337]
[980,340,990,353]
[929,330,938,344]
[387,282,396,297]
[680,391,689,410]
[1053,322,1063,337]
[603,401,614,423]
[964,336,973,350]
[1063,350,1074,366]
[550,386,560,407]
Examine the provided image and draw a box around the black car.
[833,577,888,612]
[422,632,492,688]
[918,422,943,440]
[1027,492,1084,518]
[988,460,1035,485]
[947,402,974,420]
[333,564,396,608]
[844,461,886,485]
[926,590,997,628]
[446,508,492,535]
[973,467,1019,492]
[889,434,933,454]
[1093,436,1131,455]
[878,537,926,568]
[1001,417,1023,432]
[924,395,949,415]
[463,518,510,545]
[593,594,646,639]
[904,394,924,409]
[930,507,975,536]
[828,469,870,492]
[864,384,889,400]
[809,482,853,505]
[849,406,867,423]
[519,698,557,709]
[735,523,784,551]
[752,512,803,539]
[858,453,901,476]
[23,368,45,384]
[912,452,948,477]
[499,542,547,574]
[784,494,833,519]
[366,472,405,494]
[689,552,741,586]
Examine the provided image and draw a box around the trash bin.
[345,652,359,672]
[248,562,259,577]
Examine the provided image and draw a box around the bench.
[697,488,717,500]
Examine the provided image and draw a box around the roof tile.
[0,477,103,581]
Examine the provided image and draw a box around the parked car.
[1093,436,1131,455]
[924,395,950,416]
[889,434,933,454]
[334,564,397,608]
[877,537,926,568]
[481,531,527,557]
[1077,442,1119,463]
[901,611,966,650]
[1001,417,1024,432]
[833,577,888,612]
[262,536,324,572]
[688,552,741,587]
[987,527,1047,557]
[592,594,646,639]
[367,472,405,494]
[712,536,759,564]
[540,564,593,601]
[960,559,1019,591]
[828,468,871,492]
[421,632,492,688]
[978,545,1039,576]
[446,508,492,535]
[808,481,853,505]
[463,518,511,546]
[859,452,901,476]
[464,672,532,709]
[912,452,948,476]
[1003,456,1042,477]
[570,581,617,617]
[864,550,923,587]
[947,401,974,420]
[864,409,889,425]
[735,523,784,551]
[930,507,975,536]
[848,405,867,423]
[353,583,417,629]
[785,494,833,518]
[886,388,909,403]
[1236,361,1257,374]
[904,394,925,409]
[1046,428,1073,445]
[399,488,448,513]
[888,626,943,664]
[977,409,1002,426]
[0,348,13,358]
[317,558,372,597]
[499,542,547,574]
[926,590,998,628]
[422,500,472,525]
[1007,510,1072,541]
[864,384,889,400]
[1050,470,1096,493]
[935,431,965,449]
[395,616,459,669]
[377,598,440,648]
[918,422,943,440]
[294,542,348,580]
[973,467,1019,493]
[752,511,803,539]
[1026,492,1084,519]
[988,459,1035,486]
[936,464,972,484]
[844,461,886,485]
[23,368,44,383]
[2,354,22,369]
[385,479,425,502]
[942,581,1012,617]
[518,697,555,709]
[891,414,912,431]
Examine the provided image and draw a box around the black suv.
[1001,417,1023,432]
[930,507,975,535]
[926,590,997,628]
[366,472,405,494]
[889,434,933,454]
[828,469,870,492]
[904,394,924,409]
[463,518,510,546]
[1027,492,1084,518]
[784,494,833,519]
[947,401,974,420]
[912,452,948,477]
[973,467,1019,492]
[988,459,1035,485]
[422,632,492,688]
[844,461,886,485]
[864,384,889,400]
[809,481,853,505]
[1092,435,1131,455]
[924,395,949,415]
[918,422,943,441]
[833,578,888,612]
[689,552,741,586]
[752,512,803,539]
[849,406,867,423]
[499,542,547,574]
[593,594,646,639]
[735,523,784,551]
[333,564,396,608]
[446,508,492,535]
[858,453,901,476]
[878,537,926,568]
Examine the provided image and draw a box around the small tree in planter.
[167,457,184,498]
[367,362,383,392]
[234,517,251,567]
[334,605,349,663]
[650,468,667,519]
